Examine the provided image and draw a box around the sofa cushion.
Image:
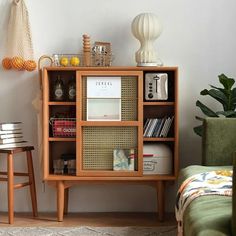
[232,156,236,236]
[202,118,236,166]
[179,165,232,236]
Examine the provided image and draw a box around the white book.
[0,130,22,134]
[0,122,22,131]
[0,133,23,139]
[148,119,158,137]
[160,117,170,137]
[0,141,28,149]
[155,117,166,137]
[163,116,174,137]
[0,137,24,144]
[144,119,153,137]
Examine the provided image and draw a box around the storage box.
[143,143,173,175]
[143,155,172,175]
[51,118,76,137]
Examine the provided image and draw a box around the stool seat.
[0,145,38,224]
[0,146,34,154]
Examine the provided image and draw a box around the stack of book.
[0,122,27,148]
[143,116,174,138]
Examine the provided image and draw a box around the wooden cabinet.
[42,66,178,221]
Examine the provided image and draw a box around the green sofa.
[177,118,236,236]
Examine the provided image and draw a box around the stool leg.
[7,153,14,224]
[26,151,38,217]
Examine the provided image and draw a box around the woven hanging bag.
[2,0,36,71]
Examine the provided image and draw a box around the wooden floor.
[0,212,176,227]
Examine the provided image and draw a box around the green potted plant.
[194,74,236,136]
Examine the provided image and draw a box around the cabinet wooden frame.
[42,66,178,222]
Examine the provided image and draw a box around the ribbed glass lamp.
[131,13,163,66]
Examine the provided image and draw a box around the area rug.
[0,226,177,236]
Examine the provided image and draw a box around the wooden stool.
[0,146,38,224]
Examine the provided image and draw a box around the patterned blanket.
[175,170,233,236]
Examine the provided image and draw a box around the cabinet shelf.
[48,102,76,106]
[143,102,174,106]
[80,121,140,126]
[143,137,175,142]
[49,137,76,141]
[47,174,176,181]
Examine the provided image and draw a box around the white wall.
[0,0,236,213]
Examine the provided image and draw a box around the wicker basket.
[50,118,76,137]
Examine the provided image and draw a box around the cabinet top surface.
[43,66,178,71]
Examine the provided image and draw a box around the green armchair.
[177,118,235,236]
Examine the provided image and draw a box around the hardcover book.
[113,148,135,171]
[0,122,22,131]
[0,137,24,144]
[0,141,28,149]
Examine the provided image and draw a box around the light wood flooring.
[0,212,176,227]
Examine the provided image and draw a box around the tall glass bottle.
[68,77,76,101]
[53,75,64,101]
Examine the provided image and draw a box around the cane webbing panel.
[82,126,137,170]
[82,76,138,121]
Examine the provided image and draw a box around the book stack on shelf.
[0,122,27,148]
[143,116,174,138]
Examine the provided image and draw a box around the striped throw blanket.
[175,170,233,236]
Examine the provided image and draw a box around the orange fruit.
[24,60,37,71]
[2,57,12,70]
[11,56,25,70]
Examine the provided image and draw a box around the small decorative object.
[1,0,36,72]
[131,13,163,66]
[92,41,112,66]
[83,34,91,66]
[53,75,65,101]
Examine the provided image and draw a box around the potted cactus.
[194,74,236,136]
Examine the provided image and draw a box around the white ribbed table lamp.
[131,13,163,66]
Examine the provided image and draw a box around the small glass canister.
[53,159,64,174]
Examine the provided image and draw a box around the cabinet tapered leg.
[57,181,65,222]
[64,188,69,215]
[157,181,165,221]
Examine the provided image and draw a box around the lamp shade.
[131,13,162,66]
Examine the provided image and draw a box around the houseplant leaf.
[200,89,228,110]
[193,125,203,137]
[196,100,219,117]
[219,74,235,90]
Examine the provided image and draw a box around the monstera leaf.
[194,74,236,136]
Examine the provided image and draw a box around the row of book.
[0,122,28,148]
[143,116,174,138]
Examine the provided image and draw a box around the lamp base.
[137,62,163,67]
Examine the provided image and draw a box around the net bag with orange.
[2,0,36,72]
